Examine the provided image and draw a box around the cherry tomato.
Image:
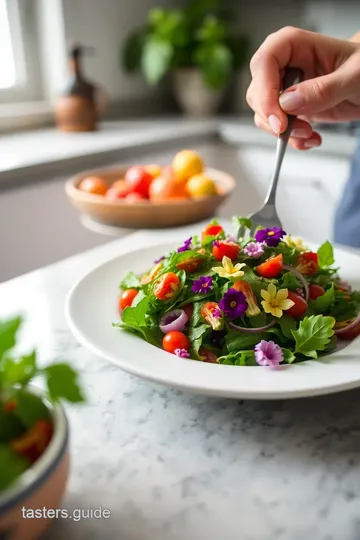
[176,256,203,273]
[212,241,240,261]
[286,291,308,318]
[154,272,180,300]
[201,224,223,241]
[125,192,146,202]
[119,289,138,311]
[183,304,194,321]
[125,166,153,197]
[199,347,218,363]
[256,254,283,278]
[163,331,190,354]
[11,420,53,463]
[149,169,188,201]
[309,284,326,300]
[4,399,17,412]
[106,187,128,200]
[335,320,360,340]
[108,179,130,198]
[297,252,318,275]
[79,176,107,196]
[140,262,163,285]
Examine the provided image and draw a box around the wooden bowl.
[65,165,235,229]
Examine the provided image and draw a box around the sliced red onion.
[283,264,309,301]
[334,314,360,336]
[160,309,188,334]
[228,320,276,333]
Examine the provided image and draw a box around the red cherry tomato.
[201,224,223,241]
[125,192,146,202]
[256,254,283,278]
[297,252,318,276]
[106,187,127,200]
[286,291,308,318]
[125,166,153,197]
[183,304,194,321]
[199,347,218,363]
[176,256,203,273]
[154,272,180,300]
[212,241,240,261]
[11,420,53,463]
[163,331,190,354]
[309,284,326,300]
[119,289,138,311]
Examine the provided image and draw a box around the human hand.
[246,27,360,150]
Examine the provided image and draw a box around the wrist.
[349,31,360,43]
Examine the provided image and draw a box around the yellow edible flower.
[212,256,246,280]
[283,235,308,253]
[260,283,294,318]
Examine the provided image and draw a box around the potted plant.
[122,0,250,116]
[0,316,84,540]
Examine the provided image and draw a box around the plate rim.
[65,241,360,400]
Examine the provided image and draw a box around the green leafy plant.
[122,0,250,90]
[0,316,84,491]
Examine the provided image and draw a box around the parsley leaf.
[291,315,335,359]
[43,363,85,403]
[120,272,141,290]
[279,272,301,290]
[0,316,22,362]
[317,241,334,268]
[0,445,30,491]
[1,351,37,387]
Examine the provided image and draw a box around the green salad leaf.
[225,330,268,353]
[292,315,335,358]
[277,316,297,340]
[317,241,334,268]
[218,350,256,365]
[310,284,335,314]
[120,271,141,290]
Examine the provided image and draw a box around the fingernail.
[292,128,309,138]
[279,90,304,112]
[268,114,281,134]
[304,138,320,148]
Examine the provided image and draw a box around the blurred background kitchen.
[1,0,360,283]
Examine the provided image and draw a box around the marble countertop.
[1,225,360,540]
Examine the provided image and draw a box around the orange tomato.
[149,169,188,202]
[79,176,107,196]
[111,179,130,197]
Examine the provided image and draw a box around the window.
[0,0,42,103]
[0,0,16,89]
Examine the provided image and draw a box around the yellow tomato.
[145,164,162,179]
[186,174,217,198]
[172,150,204,184]
[79,176,107,196]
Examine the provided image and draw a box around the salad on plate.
[115,217,360,367]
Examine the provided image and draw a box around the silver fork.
[238,67,304,239]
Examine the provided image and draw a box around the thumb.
[279,72,346,116]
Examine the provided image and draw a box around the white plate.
[65,242,360,400]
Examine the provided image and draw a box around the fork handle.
[265,67,304,205]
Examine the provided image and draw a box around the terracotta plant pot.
[172,68,226,117]
[0,394,70,540]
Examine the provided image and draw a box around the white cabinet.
[237,146,350,242]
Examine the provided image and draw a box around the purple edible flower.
[254,340,283,368]
[154,256,165,264]
[213,240,220,247]
[174,348,190,358]
[244,241,265,258]
[213,307,222,319]
[192,275,214,294]
[178,237,192,253]
[255,227,286,247]
[226,234,236,243]
[219,288,248,320]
